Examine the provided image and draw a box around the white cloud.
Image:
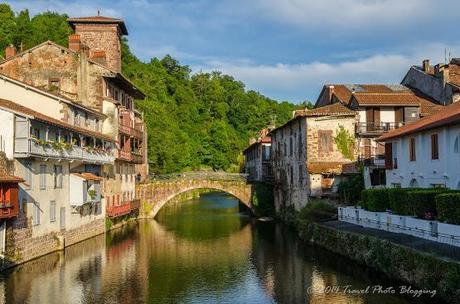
[198,43,460,102]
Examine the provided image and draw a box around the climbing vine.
[334,125,355,160]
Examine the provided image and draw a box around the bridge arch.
[137,175,254,218]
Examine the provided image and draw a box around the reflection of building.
[243,128,272,182]
[270,103,357,211]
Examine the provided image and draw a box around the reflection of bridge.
[137,172,254,218]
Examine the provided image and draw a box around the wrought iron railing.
[357,122,404,134]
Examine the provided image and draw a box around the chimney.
[90,50,107,66]
[68,34,81,52]
[5,45,16,59]
[328,85,335,102]
[422,59,430,73]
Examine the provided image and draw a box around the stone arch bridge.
[136,172,254,218]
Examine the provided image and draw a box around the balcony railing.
[119,123,143,139]
[0,200,19,219]
[357,122,404,134]
[23,139,115,164]
[358,155,386,167]
[117,150,144,164]
[106,199,140,218]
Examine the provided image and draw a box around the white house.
[378,101,460,189]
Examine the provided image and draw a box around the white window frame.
[39,164,46,190]
[54,165,63,189]
[50,201,56,222]
[33,202,40,226]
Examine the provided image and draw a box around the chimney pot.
[68,34,81,52]
[328,85,335,102]
[422,59,430,73]
[5,45,16,59]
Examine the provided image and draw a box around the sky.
[7,0,460,103]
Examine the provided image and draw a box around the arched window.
[409,178,419,188]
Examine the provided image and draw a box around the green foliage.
[407,189,447,218]
[0,3,299,173]
[361,189,389,212]
[297,199,336,225]
[387,188,412,215]
[251,182,275,217]
[436,193,460,224]
[333,125,355,160]
[337,174,364,205]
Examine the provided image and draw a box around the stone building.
[270,103,357,212]
[315,84,441,188]
[243,128,272,182]
[0,15,147,220]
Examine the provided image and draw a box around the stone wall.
[64,218,105,247]
[137,178,253,218]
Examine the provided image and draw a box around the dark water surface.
[0,192,440,303]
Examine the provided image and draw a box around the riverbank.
[295,219,460,303]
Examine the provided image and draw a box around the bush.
[297,199,337,224]
[338,174,364,205]
[388,188,411,215]
[436,193,460,224]
[407,189,447,218]
[361,189,389,212]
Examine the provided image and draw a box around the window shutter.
[385,142,393,169]
[431,134,439,159]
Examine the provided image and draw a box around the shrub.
[436,193,460,224]
[337,174,364,205]
[361,189,389,212]
[407,189,447,218]
[387,188,411,215]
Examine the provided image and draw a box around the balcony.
[117,150,144,164]
[119,122,143,139]
[357,122,404,135]
[106,199,140,218]
[0,182,20,219]
[358,155,386,167]
[17,139,115,164]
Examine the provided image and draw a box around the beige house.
[0,15,147,221]
[270,103,357,211]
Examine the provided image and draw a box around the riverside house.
[315,84,441,188]
[243,128,272,182]
[0,15,147,221]
[378,101,460,189]
[269,103,357,212]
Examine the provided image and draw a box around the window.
[39,165,46,190]
[318,130,332,153]
[50,201,56,222]
[409,137,416,161]
[25,162,33,188]
[54,165,63,188]
[32,127,41,139]
[454,134,460,153]
[409,178,419,188]
[33,202,40,226]
[431,133,439,160]
[48,78,60,92]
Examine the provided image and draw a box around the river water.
[0,192,439,303]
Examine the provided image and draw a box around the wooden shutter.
[431,134,439,159]
[374,107,381,125]
[364,138,371,159]
[395,107,404,124]
[385,142,393,169]
[409,138,416,161]
[366,108,374,131]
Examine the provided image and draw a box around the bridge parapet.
[137,172,253,218]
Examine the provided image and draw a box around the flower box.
[437,222,460,247]
[404,217,438,241]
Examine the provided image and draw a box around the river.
[0,191,439,303]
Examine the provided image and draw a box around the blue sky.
[8,0,460,103]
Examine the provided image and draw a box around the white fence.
[338,206,460,247]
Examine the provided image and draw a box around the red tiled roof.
[305,103,355,116]
[414,92,444,116]
[308,162,352,174]
[71,172,103,181]
[351,93,420,106]
[0,175,24,183]
[243,135,271,153]
[0,98,115,142]
[68,16,128,34]
[325,84,409,105]
[378,102,460,141]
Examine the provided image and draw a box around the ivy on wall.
[334,125,355,160]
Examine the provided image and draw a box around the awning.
[71,172,103,181]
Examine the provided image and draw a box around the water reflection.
[0,191,441,304]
